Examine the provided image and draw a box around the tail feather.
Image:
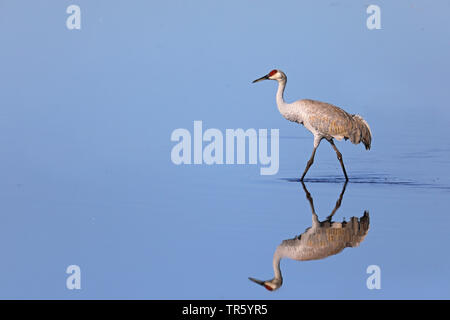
[349,115,372,150]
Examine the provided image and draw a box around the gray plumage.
[300,99,372,150]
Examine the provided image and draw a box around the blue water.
[0,1,449,299]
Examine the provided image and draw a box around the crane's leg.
[300,136,322,181]
[328,139,349,181]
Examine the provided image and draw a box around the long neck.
[276,79,287,108]
[275,78,303,124]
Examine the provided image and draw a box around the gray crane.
[252,69,372,181]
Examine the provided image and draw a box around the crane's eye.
[269,70,278,77]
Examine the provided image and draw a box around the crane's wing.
[301,99,354,139]
[300,99,372,149]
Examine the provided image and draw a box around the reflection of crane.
[249,182,370,291]
[252,70,372,181]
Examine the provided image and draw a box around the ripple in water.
[280,174,450,190]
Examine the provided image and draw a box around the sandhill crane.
[249,182,370,291]
[252,70,372,181]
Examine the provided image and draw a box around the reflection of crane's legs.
[326,181,348,220]
[300,137,322,181]
[328,139,349,181]
[301,181,316,215]
[301,182,319,225]
[301,180,348,221]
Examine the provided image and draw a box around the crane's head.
[248,276,283,291]
[252,69,286,83]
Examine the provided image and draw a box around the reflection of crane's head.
[248,277,282,291]
[252,69,286,83]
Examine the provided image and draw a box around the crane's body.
[253,69,372,181]
[278,98,371,148]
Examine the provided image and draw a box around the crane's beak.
[252,74,269,83]
[248,277,265,286]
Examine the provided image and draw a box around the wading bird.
[249,182,370,291]
[252,70,372,181]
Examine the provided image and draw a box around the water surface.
[0,1,449,299]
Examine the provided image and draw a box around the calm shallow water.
[0,1,449,299]
[1,129,449,299]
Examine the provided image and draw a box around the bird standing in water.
[252,69,372,181]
